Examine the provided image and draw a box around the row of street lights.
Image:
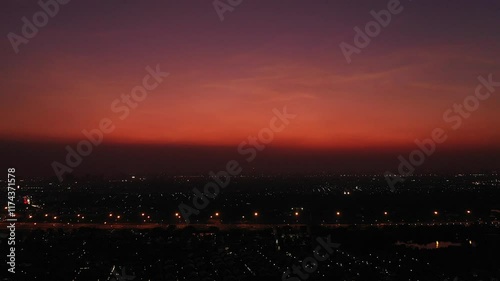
[20,209,474,222]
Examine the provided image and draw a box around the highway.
[1,221,498,230]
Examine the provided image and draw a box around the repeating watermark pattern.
[6,168,17,274]
[51,65,169,182]
[7,0,71,54]
[385,74,500,191]
[339,0,404,64]
[282,235,341,281]
[178,106,297,223]
[213,0,243,21]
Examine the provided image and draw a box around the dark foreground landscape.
[1,174,499,280]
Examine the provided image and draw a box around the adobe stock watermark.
[385,73,500,191]
[178,106,297,223]
[7,0,71,54]
[339,0,404,64]
[213,0,243,21]
[6,168,16,275]
[51,65,169,182]
[110,266,135,281]
[282,235,341,281]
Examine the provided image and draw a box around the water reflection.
[395,240,476,249]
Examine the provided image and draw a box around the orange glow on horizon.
[1,46,500,151]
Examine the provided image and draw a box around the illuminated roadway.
[1,221,498,230]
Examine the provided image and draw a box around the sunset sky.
[1,0,499,176]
